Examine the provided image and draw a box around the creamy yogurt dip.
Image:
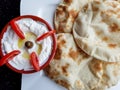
[1,18,53,71]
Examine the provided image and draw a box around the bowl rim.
[0,15,57,74]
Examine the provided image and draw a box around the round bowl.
[0,15,57,74]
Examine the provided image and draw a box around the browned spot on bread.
[62,63,69,74]
[62,19,67,23]
[101,18,106,23]
[107,10,116,14]
[80,49,89,59]
[102,37,108,41]
[93,61,102,72]
[94,0,100,4]
[102,73,108,78]
[106,1,118,8]
[69,48,79,60]
[81,52,89,60]
[102,11,112,17]
[44,65,60,79]
[101,73,110,86]
[61,39,66,45]
[56,5,68,15]
[51,69,60,79]
[108,44,117,48]
[117,14,120,18]
[90,59,102,72]
[54,47,62,60]
[57,35,66,48]
[116,8,120,12]
[65,73,69,77]
[96,31,102,35]
[92,5,99,12]
[56,8,63,15]
[57,34,66,51]
[93,7,99,12]
[56,8,65,16]
[57,34,63,40]
[56,79,70,89]
[103,61,116,65]
[58,25,65,33]
[56,5,69,24]
[64,0,72,5]
[89,59,103,78]
[57,39,66,48]
[83,4,88,12]
[69,9,78,18]
[69,10,78,24]
[109,23,119,32]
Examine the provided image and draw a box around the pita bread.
[54,0,92,33]
[90,59,120,90]
[73,0,120,62]
[45,33,120,90]
[45,33,101,90]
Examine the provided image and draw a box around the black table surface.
[0,0,21,90]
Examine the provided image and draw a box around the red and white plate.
[20,0,120,90]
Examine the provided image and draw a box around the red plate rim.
[0,15,57,74]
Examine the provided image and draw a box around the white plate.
[20,0,120,90]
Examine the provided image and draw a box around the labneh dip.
[1,18,53,71]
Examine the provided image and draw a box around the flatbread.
[44,33,120,90]
[45,33,101,90]
[54,0,92,33]
[73,0,120,62]
[45,0,120,90]
[90,59,120,90]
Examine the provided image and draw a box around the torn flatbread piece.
[54,0,92,33]
[45,33,100,90]
[90,59,120,90]
[44,33,120,90]
[73,0,120,62]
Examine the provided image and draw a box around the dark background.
[0,0,21,90]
